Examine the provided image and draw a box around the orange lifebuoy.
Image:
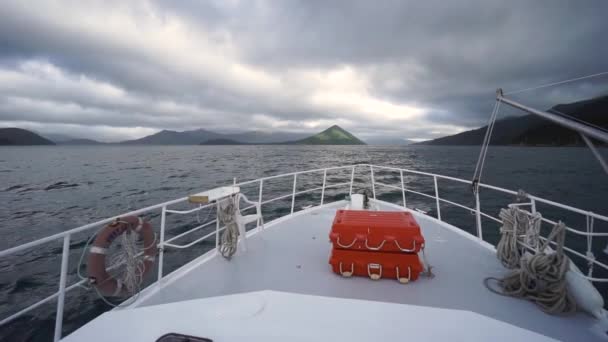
[87,216,157,297]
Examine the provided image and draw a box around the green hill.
[293,125,365,145]
[0,128,55,145]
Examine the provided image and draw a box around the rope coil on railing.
[495,207,541,269]
[218,196,240,259]
[486,207,577,315]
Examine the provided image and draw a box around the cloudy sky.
[0,1,607,142]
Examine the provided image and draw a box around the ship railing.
[368,164,608,284]
[0,163,607,341]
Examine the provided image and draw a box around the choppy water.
[1,145,607,341]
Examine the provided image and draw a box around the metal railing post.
[475,192,483,240]
[400,169,406,208]
[320,169,327,205]
[531,198,537,214]
[257,179,264,228]
[349,166,355,196]
[370,165,376,199]
[215,205,221,246]
[433,176,441,221]
[291,174,297,214]
[158,206,166,282]
[54,234,70,342]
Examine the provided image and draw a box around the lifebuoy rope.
[77,218,156,307]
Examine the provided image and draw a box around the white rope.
[108,232,144,295]
[495,207,539,269]
[504,71,608,95]
[486,207,576,315]
[77,220,156,307]
[218,196,239,259]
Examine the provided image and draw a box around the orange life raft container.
[328,210,425,283]
[329,248,423,283]
[329,210,424,253]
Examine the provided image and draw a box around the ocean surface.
[1,145,607,341]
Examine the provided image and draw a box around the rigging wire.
[471,100,501,194]
[504,71,608,96]
[473,70,608,191]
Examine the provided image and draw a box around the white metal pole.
[400,169,406,208]
[349,166,355,196]
[257,179,263,228]
[498,93,608,144]
[530,198,541,252]
[475,192,483,240]
[580,134,608,175]
[433,176,441,221]
[54,234,70,342]
[370,165,376,199]
[320,169,327,205]
[291,174,297,214]
[157,206,166,282]
[215,204,220,247]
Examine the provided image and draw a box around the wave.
[126,190,147,197]
[121,166,152,170]
[3,184,26,191]
[168,173,190,179]
[44,181,80,191]
[6,276,46,295]
[12,210,44,219]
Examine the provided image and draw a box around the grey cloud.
[0,0,607,141]
[223,0,608,122]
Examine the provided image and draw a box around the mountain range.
[420,95,608,146]
[1,125,368,146]
[29,126,408,145]
[199,126,368,145]
[5,94,604,147]
[120,128,311,145]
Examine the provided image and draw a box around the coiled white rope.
[77,221,156,307]
[107,232,145,295]
[218,196,239,259]
[486,207,576,315]
[495,207,542,269]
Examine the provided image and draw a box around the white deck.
[68,200,605,341]
[64,290,558,342]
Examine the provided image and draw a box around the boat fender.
[566,265,606,320]
[87,216,157,297]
